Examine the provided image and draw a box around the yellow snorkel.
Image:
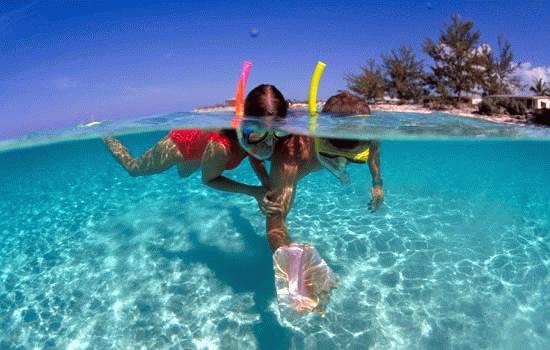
[308,61,326,133]
[308,61,326,117]
[306,61,347,183]
[307,61,370,183]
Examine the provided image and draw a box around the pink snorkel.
[231,61,252,128]
[235,61,252,115]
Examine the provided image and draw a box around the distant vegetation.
[346,14,539,111]
[530,78,550,96]
[345,59,385,101]
[478,96,527,116]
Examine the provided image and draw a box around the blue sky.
[1,0,549,139]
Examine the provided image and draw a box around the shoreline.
[193,102,529,125]
[370,103,528,125]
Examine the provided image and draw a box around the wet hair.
[222,85,288,141]
[321,91,371,149]
[321,91,371,115]
[244,84,289,117]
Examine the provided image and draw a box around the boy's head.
[321,91,371,150]
[315,92,373,183]
[321,91,371,116]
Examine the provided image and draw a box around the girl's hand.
[255,189,283,216]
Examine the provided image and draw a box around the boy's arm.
[367,141,384,211]
[367,141,382,185]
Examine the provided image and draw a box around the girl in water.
[104,84,287,211]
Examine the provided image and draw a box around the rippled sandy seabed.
[1,132,549,349]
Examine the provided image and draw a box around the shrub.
[503,99,527,115]
[532,109,550,126]
[478,100,496,115]
[480,97,528,116]
[422,95,450,110]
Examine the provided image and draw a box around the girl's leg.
[104,136,184,176]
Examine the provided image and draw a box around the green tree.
[345,59,385,101]
[381,45,426,102]
[423,14,482,97]
[479,36,521,95]
[529,78,550,96]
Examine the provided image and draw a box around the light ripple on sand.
[1,139,549,349]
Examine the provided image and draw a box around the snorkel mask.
[315,138,370,163]
[314,138,371,184]
[237,120,289,160]
[314,138,351,184]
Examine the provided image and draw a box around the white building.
[533,96,550,110]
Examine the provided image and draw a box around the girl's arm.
[201,141,263,199]
[249,157,270,188]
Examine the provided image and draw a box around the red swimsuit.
[168,129,244,170]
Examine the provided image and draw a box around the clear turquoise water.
[1,113,549,349]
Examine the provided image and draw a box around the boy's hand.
[368,185,384,212]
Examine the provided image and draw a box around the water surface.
[1,113,549,349]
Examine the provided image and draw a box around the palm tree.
[529,78,550,96]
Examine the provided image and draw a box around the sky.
[1,0,549,139]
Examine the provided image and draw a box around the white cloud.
[472,43,491,56]
[514,62,550,92]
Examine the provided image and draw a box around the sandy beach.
[193,102,526,125]
[370,103,528,124]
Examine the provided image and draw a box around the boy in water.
[264,91,383,314]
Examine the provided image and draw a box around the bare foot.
[103,136,121,151]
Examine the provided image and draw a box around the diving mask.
[237,123,290,160]
[315,138,370,163]
[314,138,371,184]
[241,128,290,145]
